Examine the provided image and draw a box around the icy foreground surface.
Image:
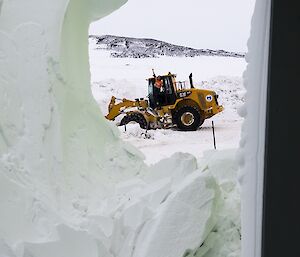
[1,0,241,257]
[0,149,241,257]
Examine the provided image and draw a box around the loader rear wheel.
[173,106,203,131]
[120,113,148,129]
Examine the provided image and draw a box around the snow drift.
[0,0,269,257]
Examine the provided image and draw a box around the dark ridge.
[89,35,245,58]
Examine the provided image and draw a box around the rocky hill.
[89,35,245,58]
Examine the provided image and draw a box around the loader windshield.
[148,79,156,108]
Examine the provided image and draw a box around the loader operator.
[154,76,164,91]
[154,75,166,106]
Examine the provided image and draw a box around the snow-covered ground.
[89,41,246,164]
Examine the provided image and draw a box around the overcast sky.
[89,0,255,52]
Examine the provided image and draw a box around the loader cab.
[148,74,177,109]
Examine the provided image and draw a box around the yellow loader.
[105,71,223,131]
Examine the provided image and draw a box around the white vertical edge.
[239,0,272,257]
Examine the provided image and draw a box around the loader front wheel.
[120,113,148,129]
[173,106,202,131]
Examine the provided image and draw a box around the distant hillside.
[89,35,245,58]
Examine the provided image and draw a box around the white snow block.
[115,178,146,195]
[87,215,114,238]
[0,173,57,246]
[132,171,220,257]
[23,224,108,257]
[116,230,136,257]
[82,215,113,250]
[108,178,171,257]
[143,152,198,189]
[196,150,241,257]
[138,177,172,210]
[0,239,16,257]
[120,200,153,230]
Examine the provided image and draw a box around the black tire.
[173,106,203,131]
[120,112,148,129]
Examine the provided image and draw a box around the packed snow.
[0,0,268,257]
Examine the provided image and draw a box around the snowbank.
[1,146,242,257]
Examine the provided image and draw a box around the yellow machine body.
[105,72,223,131]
